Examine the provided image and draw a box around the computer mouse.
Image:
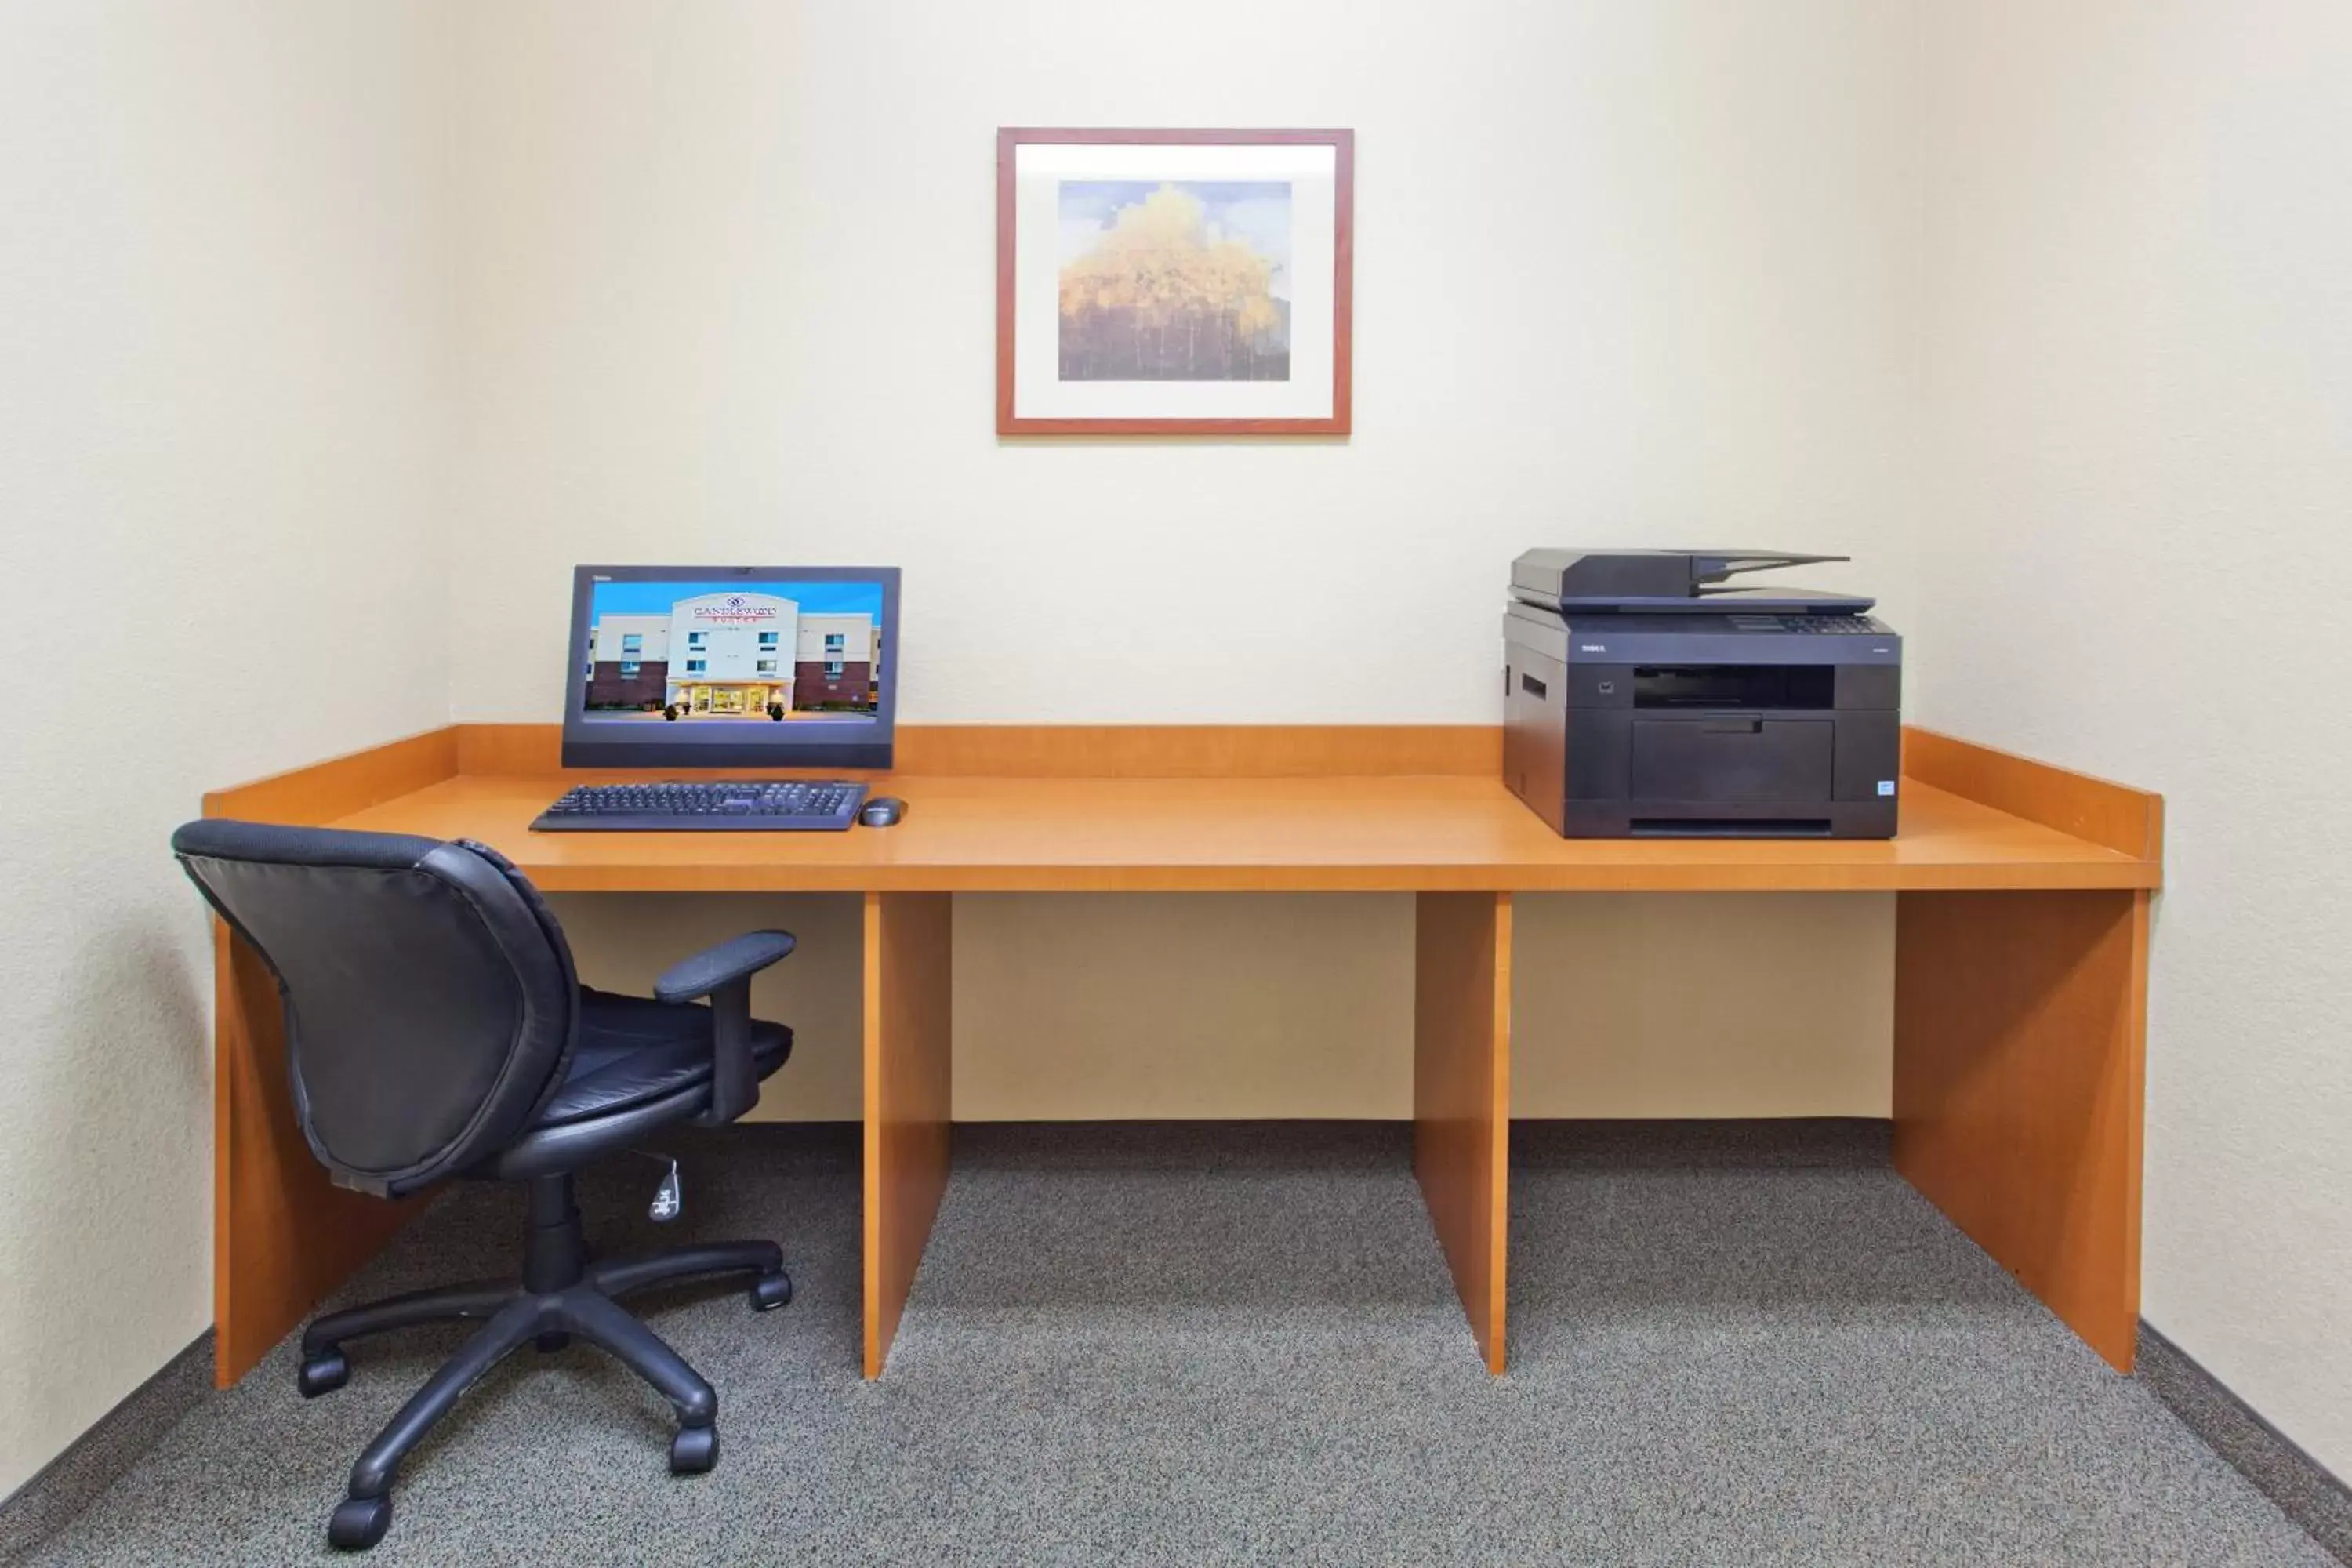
[859,795,907,828]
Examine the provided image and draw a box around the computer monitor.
[561,564,901,769]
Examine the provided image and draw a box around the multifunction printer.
[1503,549,1902,838]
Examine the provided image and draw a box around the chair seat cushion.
[534,988,793,1127]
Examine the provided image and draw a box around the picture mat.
[1014,143,1338,420]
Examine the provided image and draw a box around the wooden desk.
[202,724,2161,1387]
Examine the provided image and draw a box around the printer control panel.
[1729,614,1878,634]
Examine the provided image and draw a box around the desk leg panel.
[862,891,953,1379]
[1412,891,1512,1374]
[214,924,423,1388]
[1893,890,2148,1370]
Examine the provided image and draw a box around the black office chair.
[172,820,800,1552]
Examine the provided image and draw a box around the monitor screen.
[560,565,900,769]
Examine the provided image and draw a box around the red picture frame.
[996,128,1354,437]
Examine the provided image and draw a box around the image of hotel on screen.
[581,580,885,721]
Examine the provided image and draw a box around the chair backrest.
[173,820,579,1196]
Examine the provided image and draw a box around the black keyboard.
[531,780,869,833]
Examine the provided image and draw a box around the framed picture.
[996,128,1354,436]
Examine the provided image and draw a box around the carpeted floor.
[16,1121,2334,1566]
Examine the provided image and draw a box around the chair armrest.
[654,930,795,1127]
[653,930,797,1004]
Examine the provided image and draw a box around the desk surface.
[328,771,2158,895]
[201,723,2163,1388]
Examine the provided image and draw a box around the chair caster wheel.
[327,1494,391,1550]
[750,1269,792,1312]
[535,1330,572,1353]
[670,1424,718,1475]
[297,1351,349,1399]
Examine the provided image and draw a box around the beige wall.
[442,0,1925,724]
[1915,0,2352,1478]
[0,1,458,1498]
[452,0,1921,1140]
[1513,895,1892,1118]
[551,893,1890,1124]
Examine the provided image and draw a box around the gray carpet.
[14,1122,2333,1566]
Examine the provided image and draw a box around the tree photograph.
[1057,180,1293,382]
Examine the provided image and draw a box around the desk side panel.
[205,730,456,1388]
[1893,889,2148,1370]
[1413,891,1512,1373]
[862,891,954,1377]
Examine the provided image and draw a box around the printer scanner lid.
[1511,549,1874,614]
